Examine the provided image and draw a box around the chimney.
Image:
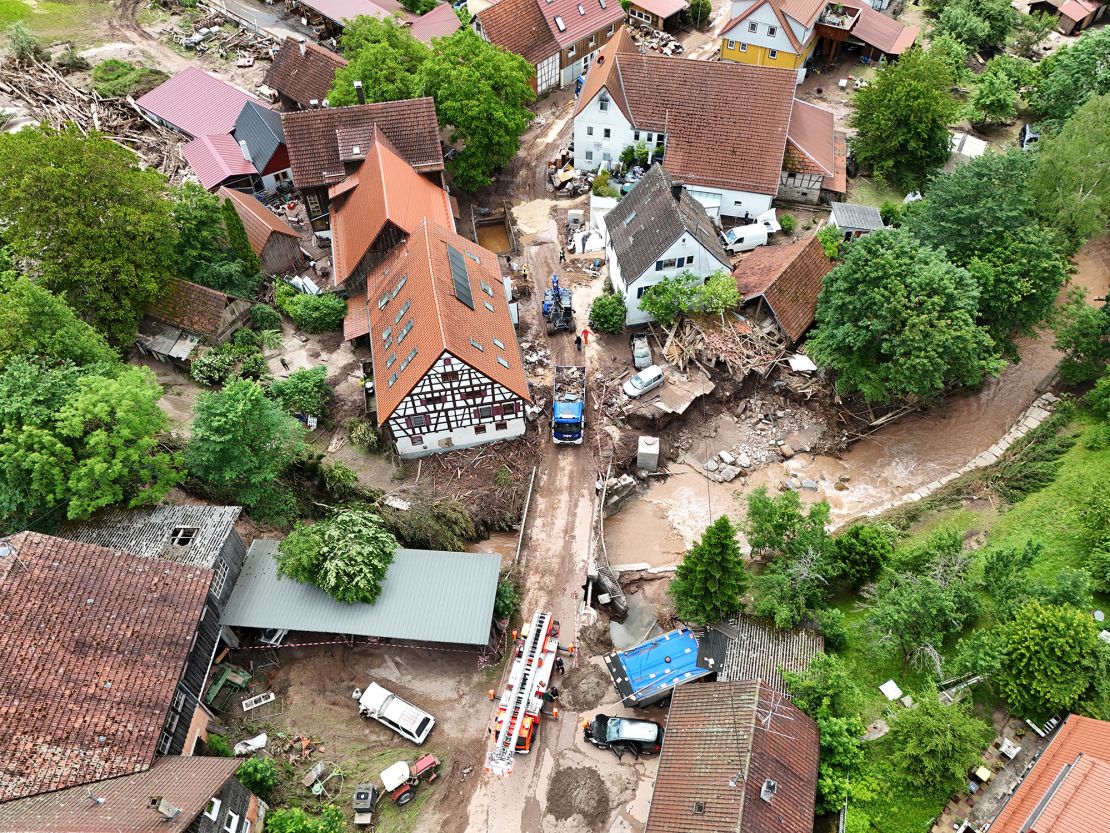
[760,780,777,803]
[309,99,319,109]
[354,80,365,105]
[671,180,684,201]
[298,36,306,56]
[238,140,251,162]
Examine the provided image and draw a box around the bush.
[236,352,271,382]
[190,346,237,387]
[879,201,903,227]
[812,607,849,652]
[830,522,894,587]
[91,59,168,98]
[779,214,797,234]
[274,285,346,333]
[206,734,233,757]
[270,366,331,416]
[589,293,626,333]
[493,578,520,620]
[381,498,477,550]
[322,460,361,499]
[6,23,46,64]
[55,48,90,74]
[591,169,620,198]
[237,757,278,799]
[619,141,651,168]
[401,0,437,11]
[249,484,300,527]
[266,807,346,833]
[816,224,843,259]
[348,418,380,451]
[252,304,283,331]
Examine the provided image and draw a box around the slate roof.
[575,29,800,195]
[359,219,531,419]
[732,235,833,342]
[146,278,236,341]
[181,134,257,191]
[329,127,454,285]
[0,757,241,833]
[222,539,501,645]
[477,0,559,65]
[264,38,348,109]
[830,202,884,231]
[409,2,462,42]
[136,68,264,138]
[990,715,1110,833]
[233,100,285,173]
[59,505,242,571]
[282,98,443,189]
[0,533,212,802]
[715,615,823,693]
[645,680,819,833]
[605,163,730,284]
[219,187,301,259]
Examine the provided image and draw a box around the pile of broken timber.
[0,59,188,181]
[652,314,787,379]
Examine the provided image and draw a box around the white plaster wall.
[621,233,729,325]
[572,91,635,171]
[393,415,526,458]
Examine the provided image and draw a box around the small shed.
[713,615,823,693]
[829,202,885,238]
[626,0,690,30]
[137,278,252,365]
[220,187,304,276]
[221,540,501,647]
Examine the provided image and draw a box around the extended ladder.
[486,610,552,776]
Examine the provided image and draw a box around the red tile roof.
[409,2,462,42]
[780,0,824,27]
[840,0,918,55]
[364,220,530,420]
[264,38,348,109]
[787,99,836,177]
[632,0,690,19]
[182,134,257,190]
[572,24,635,119]
[477,0,560,65]
[645,680,819,833]
[1028,755,1110,833]
[0,533,212,802]
[345,293,371,340]
[733,235,833,342]
[543,0,625,49]
[146,278,237,340]
[0,757,241,833]
[136,67,265,138]
[825,131,847,194]
[219,187,300,258]
[329,128,454,285]
[282,98,443,189]
[991,715,1110,833]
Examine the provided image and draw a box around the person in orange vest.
[581,328,590,345]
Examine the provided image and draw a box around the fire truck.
[486,611,563,777]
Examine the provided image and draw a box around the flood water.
[605,235,1110,565]
[476,222,512,255]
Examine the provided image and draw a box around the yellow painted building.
[717,0,824,77]
[719,37,816,68]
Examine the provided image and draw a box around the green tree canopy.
[669,516,748,626]
[588,293,626,334]
[266,807,346,833]
[417,29,536,191]
[746,487,830,560]
[0,126,177,346]
[269,366,332,416]
[886,696,992,793]
[1028,27,1110,128]
[934,0,1015,52]
[849,48,958,189]
[1032,93,1110,251]
[1051,289,1110,384]
[808,229,1000,402]
[783,652,863,717]
[0,272,116,368]
[1012,11,1057,59]
[966,61,1018,125]
[830,521,894,587]
[186,379,305,511]
[170,184,259,297]
[329,16,430,105]
[222,196,261,277]
[276,508,398,605]
[639,269,742,325]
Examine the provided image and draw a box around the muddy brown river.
[606,235,1110,565]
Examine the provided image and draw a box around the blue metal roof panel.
[604,628,725,706]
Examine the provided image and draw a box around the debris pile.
[520,340,551,374]
[549,161,592,197]
[0,58,188,180]
[652,313,788,379]
[628,23,684,55]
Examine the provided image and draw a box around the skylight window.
[393,299,411,325]
[484,300,495,312]
[599,0,606,7]
[400,347,418,371]
[386,352,397,368]
[554,15,566,30]
[378,293,389,309]
[381,326,391,342]
[397,319,414,343]
[577,3,585,14]
[497,356,510,368]
[391,274,407,299]
[470,338,484,352]
[388,372,398,387]
[480,280,494,297]
[447,245,475,309]
[493,337,505,349]
[465,251,481,264]
[623,210,637,226]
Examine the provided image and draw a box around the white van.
[357,683,435,745]
[623,364,665,399]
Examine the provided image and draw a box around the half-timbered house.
[350,219,531,458]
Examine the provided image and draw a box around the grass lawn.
[846,175,906,208]
[1,0,109,44]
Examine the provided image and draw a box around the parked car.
[630,332,652,370]
[583,714,664,759]
[623,364,665,399]
[357,683,435,744]
[1020,123,1040,151]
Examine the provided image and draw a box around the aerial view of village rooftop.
[0,0,1107,830]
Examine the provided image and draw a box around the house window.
[599,95,609,111]
[588,36,596,47]
[172,690,187,712]
[727,39,736,49]
[393,300,411,325]
[481,280,494,296]
[585,150,594,161]
[655,257,677,271]
[767,26,777,36]
[240,818,252,833]
[769,49,778,58]
[164,711,180,735]
[211,560,229,598]
[739,42,748,52]
[474,425,487,435]
[607,23,614,35]
[748,22,757,32]
[633,130,640,140]
[158,732,173,755]
[410,415,428,429]
[787,171,797,181]
[412,434,425,446]
[441,370,459,382]
[568,45,576,58]
[391,274,407,299]
[388,372,398,388]
[495,421,508,431]
[503,403,517,416]
[170,526,198,547]
[422,395,445,406]
[478,405,494,419]
[224,812,240,833]
[204,799,222,821]
[603,128,611,138]
[555,15,566,30]
[386,353,397,369]
[577,2,585,13]
[602,152,611,161]
[381,326,392,342]
[645,133,653,142]
[587,126,594,135]
[463,389,486,400]
[397,320,414,343]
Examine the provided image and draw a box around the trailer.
[486,611,562,777]
[552,365,586,445]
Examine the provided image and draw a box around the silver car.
[623,365,665,399]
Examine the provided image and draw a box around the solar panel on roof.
[447,245,475,309]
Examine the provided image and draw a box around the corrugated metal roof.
[830,202,884,231]
[136,67,265,138]
[182,134,258,191]
[715,614,823,692]
[221,540,500,645]
[233,101,285,173]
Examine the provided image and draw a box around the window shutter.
[493,405,503,416]
[406,416,413,428]
[473,408,481,420]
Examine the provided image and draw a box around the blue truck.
[552,365,585,445]
[542,274,574,336]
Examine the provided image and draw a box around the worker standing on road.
[574,334,582,351]
[581,328,591,345]
[555,656,565,675]
[559,247,566,263]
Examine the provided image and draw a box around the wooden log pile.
[651,313,788,380]
[0,58,189,181]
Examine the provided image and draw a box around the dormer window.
[554,15,566,30]
[577,3,585,13]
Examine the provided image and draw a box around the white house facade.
[387,351,526,458]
